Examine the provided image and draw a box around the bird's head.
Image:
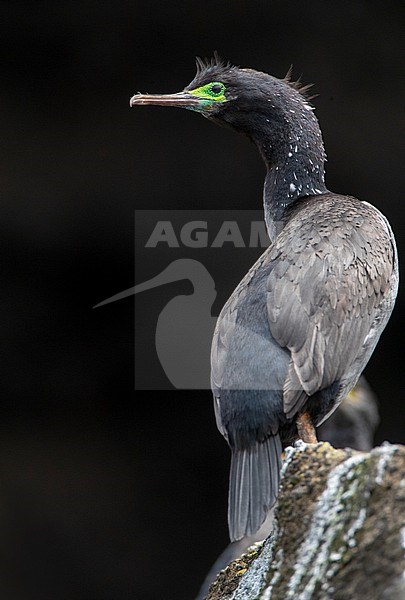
[130,55,314,143]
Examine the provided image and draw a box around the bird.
[129,55,398,542]
[317,375,379,451]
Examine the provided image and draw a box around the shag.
[130,56,398,542]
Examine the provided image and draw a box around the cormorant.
[130,56,398,542]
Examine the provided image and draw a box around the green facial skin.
[187,81,227,111]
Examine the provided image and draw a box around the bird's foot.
[296,412,318,444]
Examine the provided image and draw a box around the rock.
[205,442,405,600]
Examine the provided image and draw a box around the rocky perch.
[206,442,405,600]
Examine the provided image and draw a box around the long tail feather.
[228,434,282,542]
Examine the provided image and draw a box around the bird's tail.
[228,434,282,542]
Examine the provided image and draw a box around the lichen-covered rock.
[206,442,405,600]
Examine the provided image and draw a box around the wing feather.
[266,196,395,417]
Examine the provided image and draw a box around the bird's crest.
[283,65,317,100]
[195,51,232,76]
[194,56,316,100]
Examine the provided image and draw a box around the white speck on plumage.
[290,183,296,192]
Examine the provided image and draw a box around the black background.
[1,2,404,599]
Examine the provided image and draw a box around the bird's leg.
[296,412,318,444]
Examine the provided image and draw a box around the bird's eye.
[188,81,227,104]
[210,83,224,95]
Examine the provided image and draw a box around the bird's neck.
[252,101,328,240]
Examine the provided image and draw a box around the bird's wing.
[266,197,395,418]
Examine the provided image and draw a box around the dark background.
[1,2,404,599]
